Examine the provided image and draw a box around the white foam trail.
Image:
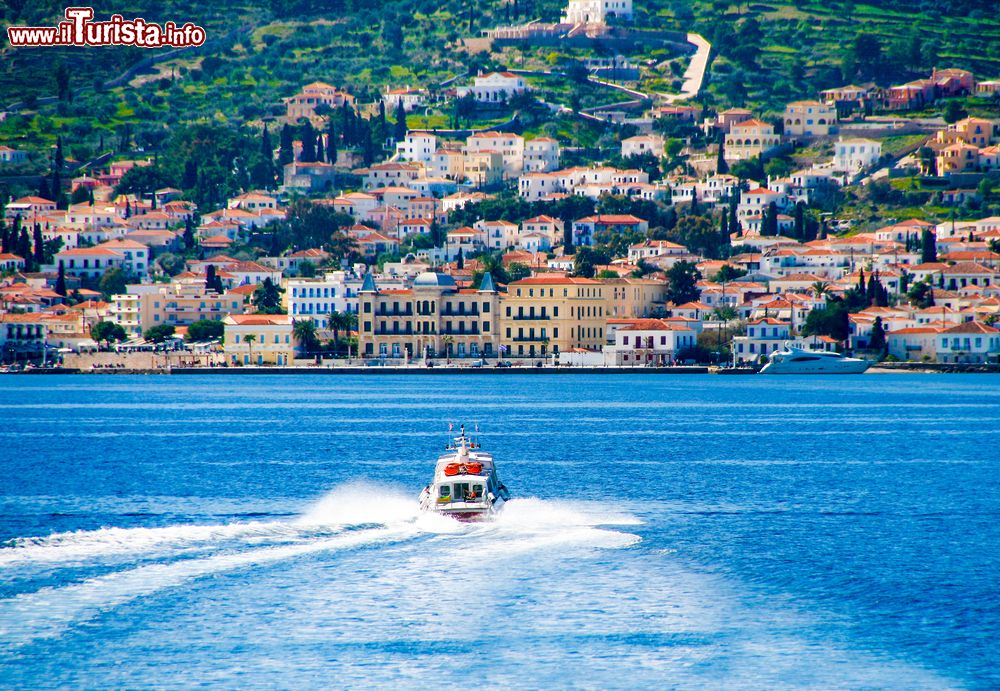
[493,497,643,529]
[0,484,432,570]
[0,521,302,567]
[0,525,411,647]
[295,481,421,527]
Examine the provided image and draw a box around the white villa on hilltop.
[562,0,633,24]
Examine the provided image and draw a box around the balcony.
[511,314,550,321]
[511,335,547,342]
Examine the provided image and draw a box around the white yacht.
[759,343,871,374]
[419,425,510,521]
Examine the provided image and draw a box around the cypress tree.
[378,100,387,134]
[856,267,866,294]
[716,136,728,174]
[394,100,407,142]
[278,124,295,166]
[362,124,374,166]
[719,212,729,246]
[183,217,195,249]
[866,271,877,304]
[920,228,937,263]
[261,124,272,161]
[0,218,7,253]
[690,189,699,216]
[183,159,198,188]
[300,121,316,163]
[55,261,67,296]
[32,224,44,266]
[16,227,31,264]
[793,201,805,240]
[728,201,739,237]
[327,121,337,165]
[39,176,51,200]
[869,316,886,351]
[206,264,219,292]
[456,247,464,270]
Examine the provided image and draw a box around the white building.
[524,137,561,173]
[382,86,426,113]
[287,270,399,324]
[833,138,882,174]
[562,0,633,24]
[465,132,525,177]
[0,146,29,164]
[621,134,664,159]
[731,318,791,362]
[456,73,529,103]
[605,319,695,366]
[396,132,437,164]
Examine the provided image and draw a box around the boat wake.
[0,483,640,648]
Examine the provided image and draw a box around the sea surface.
[1,373,999,689]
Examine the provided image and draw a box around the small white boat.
[418,425,510,521]
[759,343,870,374]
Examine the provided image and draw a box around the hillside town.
[2,0,1000,370]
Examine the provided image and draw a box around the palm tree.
[244,334,256,365]
[327,310,351,355]
[811,281,830,299]
[293,319,318,355]
[442,335,454,359]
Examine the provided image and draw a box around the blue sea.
[1,373,999,688]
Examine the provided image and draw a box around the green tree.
[253,277,285,314]
[99,267,128,297]
[144,324,176,343]
[907,280,935,308]
[920,228,937,263]
[869,316,887,353]
[942,100,967,124]
[712,264,746,283]
[394,100,407,142]
[91,320,126,347]
[293,318,320,354]
[244,333,257,364]
[186,319,224,342]
[665,260,702,305]
[55,261,67,296]
[326,310,352,354]
[572,246,611,278]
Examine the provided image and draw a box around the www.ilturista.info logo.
[6,7,206,48]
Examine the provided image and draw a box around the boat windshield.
[450,482,484,501]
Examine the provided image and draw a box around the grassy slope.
[2,0,998,167]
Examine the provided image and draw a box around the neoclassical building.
[358,272,501,360]
[562,0,633,24]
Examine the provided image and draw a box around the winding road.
[660,33,711,103]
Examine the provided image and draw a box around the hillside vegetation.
[1,0,998,174]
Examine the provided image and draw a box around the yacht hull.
[760,360,870,374]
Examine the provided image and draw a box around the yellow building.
[499,276,608,357]
[358,272,501,360]
[111,283,246,338]
[602,277,668,319]
[224,314,294,365]
[783,100,836,137]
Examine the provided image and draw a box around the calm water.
[1,373,999,688]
